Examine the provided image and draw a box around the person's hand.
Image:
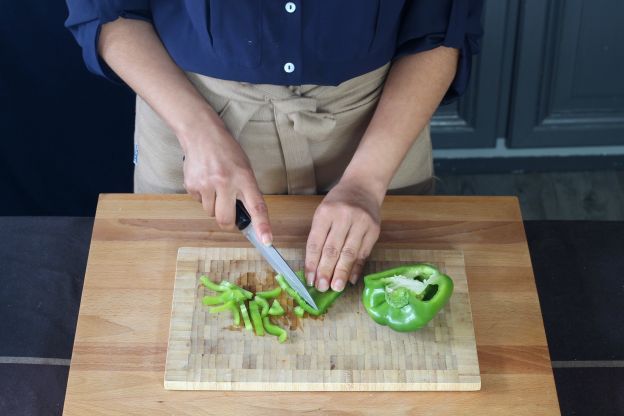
[180,121,272,244]
[305,178,384,292]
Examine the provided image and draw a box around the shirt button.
[285,2,296,13]
[284,62,295,73]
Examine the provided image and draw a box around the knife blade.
[235,200,319,311]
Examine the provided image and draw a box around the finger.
[200,189,216,217]
[350,229,379,285]
[330,225,366,292]
[315,220,351,292]
[349,256,367,285]
[183,182,202,202]
[305,209,332,287]
[214,190,236,230]
[241,187,272,246]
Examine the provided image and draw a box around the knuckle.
[306,242,321,254]
[251,200,268,215]
[337,204,353,218]
[323,245,339,258]
[340,246,357,259]
[196,178,213,191]
[316,203,332,216]
[334,264,351,275]
[217,217,234,228]
[305,261,317,271]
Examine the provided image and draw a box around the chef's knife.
[235,200,319,311]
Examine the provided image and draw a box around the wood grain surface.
[63,195,560,415]
[165,247,480,391]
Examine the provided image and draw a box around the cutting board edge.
[164,377,482,391]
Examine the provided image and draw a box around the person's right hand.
[180,121,273,245]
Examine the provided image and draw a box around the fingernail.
[349,274,358,285]
[306,272,315,286]
[332,279,346,292]
[317,278,329,292]
[261,233,272,246]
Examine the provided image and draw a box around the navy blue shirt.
[65,1,483,102]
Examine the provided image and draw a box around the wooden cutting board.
[165,247,480,391]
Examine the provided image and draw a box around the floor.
[436,170,624,220]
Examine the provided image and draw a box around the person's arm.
[305,46,459,292]
[98,17,272,244]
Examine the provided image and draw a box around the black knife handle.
[235,200,251,230]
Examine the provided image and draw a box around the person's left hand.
[305,178,384,292]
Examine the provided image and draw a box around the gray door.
[509,0,624,148]
[432,0,624,150]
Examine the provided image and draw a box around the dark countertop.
[0,217,622,416]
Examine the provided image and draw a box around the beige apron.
[133,63,433,195]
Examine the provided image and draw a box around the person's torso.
[149,0,407,86]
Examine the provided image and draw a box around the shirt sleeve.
[394,0,484,103]
[64,0,152,82]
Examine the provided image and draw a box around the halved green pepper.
[275,271,343,316]
[362,263,453,332]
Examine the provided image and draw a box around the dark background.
[1,2,135,216]
[2,0,624,216]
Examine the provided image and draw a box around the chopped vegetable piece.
[249,301,264,336]
[362,264,453,332]
[240,303,253,331]
[255,287,282,299]
[208,300,241,326]
[202,295,226,306]
[208,300,236,314]
[275,275,299,299]
[276,271,343,316]
[254,295,270,317]
[219,281,253,299]
[268,300,285,316]
[262,316,287,343]
[199,276,228,292]
[293,306,305,317]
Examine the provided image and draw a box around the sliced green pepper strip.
[219,281,253,300]
[268,300,285,316]
[275,274,299,298]
[208,300,235,313]
[199,276,228,292]
[240,303,252,331]
[361,263,454,332]
[262,316,287,343]
[255,287,282,299]
[203,289,247,305]
[249,301,264,336]
[293,306,305,318]
[254,295,270,317]
[202,295,226,306]
[208,300,240,326]
[276,271,343,316]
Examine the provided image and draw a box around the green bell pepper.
[262,316,288,343]
[208,300,241,326]
[275,271,343,316]
[249,300,265,336]
[254,295,270,317]
[268,300,285,316]
[256,287,282,299]
[293,306,305,318]
[239,303,253,331]
[362,263,453,332]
